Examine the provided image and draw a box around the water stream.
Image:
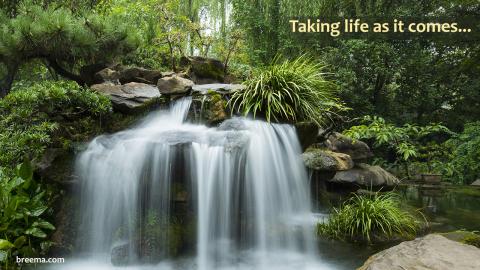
[53,98,333,269]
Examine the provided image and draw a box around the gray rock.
[95,67,163,85]
[471,179,480,186]
[94,68,121,84]
[180,56,225,84]
[91,82,161,114]
[358,234,480,270]
[157,76,194,95]
[192,84,245,95]
[325,132,373,160]
[302,148,354,171]
[330,163,400,187]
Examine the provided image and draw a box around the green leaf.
[17,161,34,181]
[0,239,14,250]
[29,205,48,217]
[25,227,47,238]
[32,220,55,230]
[13,236,27,249]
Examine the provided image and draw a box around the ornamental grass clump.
[229,55,344,126]
[317,192,422,243]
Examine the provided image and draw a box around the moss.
[439,230,480,247]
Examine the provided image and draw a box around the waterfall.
[66,97,332,269]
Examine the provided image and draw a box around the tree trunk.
[0,65,18,98]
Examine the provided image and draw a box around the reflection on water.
[400,185,480,232]
[310,184,480,269]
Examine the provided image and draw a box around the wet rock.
[157,75,194,95]
[330,163,399,187]
[324,132,373,160]
[358,234,480,270]
[192,83,245,95]
[218,118,248,131]
[180,56,225,84]
[189,92,229,125]
[91,82,162,114]
[111,244,130,266]
[302,148,354,171]
[295,122,319,150]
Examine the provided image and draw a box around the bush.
[0,81,111,167]
[0,162,56,267]
[229,55,344,125]
[317,192,422,243]
[446,122,480,184]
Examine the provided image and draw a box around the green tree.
[0,4,139,97]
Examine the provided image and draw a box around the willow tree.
[0,4,139,97]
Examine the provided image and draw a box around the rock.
[189,92,229,125]
[302,148,354,171]
[192,83,245,95]
[91,82,162,114]
[358,234,480,270]
[324,132,373,160]
[94,68,121,84]
[330,163,400,187]
[471,179,480,186]
[119,67,163,85]
[180,56,225,84]
[95,67,163,85]
[218,118,248,131]
[295,122,319,150]
[80,63,109,85]
[111,244,130,266]
[157,75,194,95]
[34,148,76,185]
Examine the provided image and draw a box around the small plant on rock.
[317,192,423,243]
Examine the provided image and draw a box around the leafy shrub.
[229,55,345,125]
[344,116,451,177]
[0,162,56,267]
[446,122,480,184]
[0,81,111,167]
[317,192,422,243]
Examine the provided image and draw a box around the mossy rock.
[438,231,480,248]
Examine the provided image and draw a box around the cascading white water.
[54,97,334,270]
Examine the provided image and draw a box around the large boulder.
[303,148,354,171]
[157,75,194,95]
[330,163,400,187]
[358,234,480,270]
[91,82,162,114]
[180,56,225,84]
[324,132,373,160]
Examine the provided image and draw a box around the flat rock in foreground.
[358,234,480,270]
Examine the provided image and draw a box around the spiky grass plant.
[229,55,344,125]
[317,192,422,243]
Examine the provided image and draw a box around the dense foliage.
[344,116,451,177]
[230,55,344,125]
[0,162,56,267]
[446,122,480,184]
[0,81,111,167]
[317,192,422,243]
